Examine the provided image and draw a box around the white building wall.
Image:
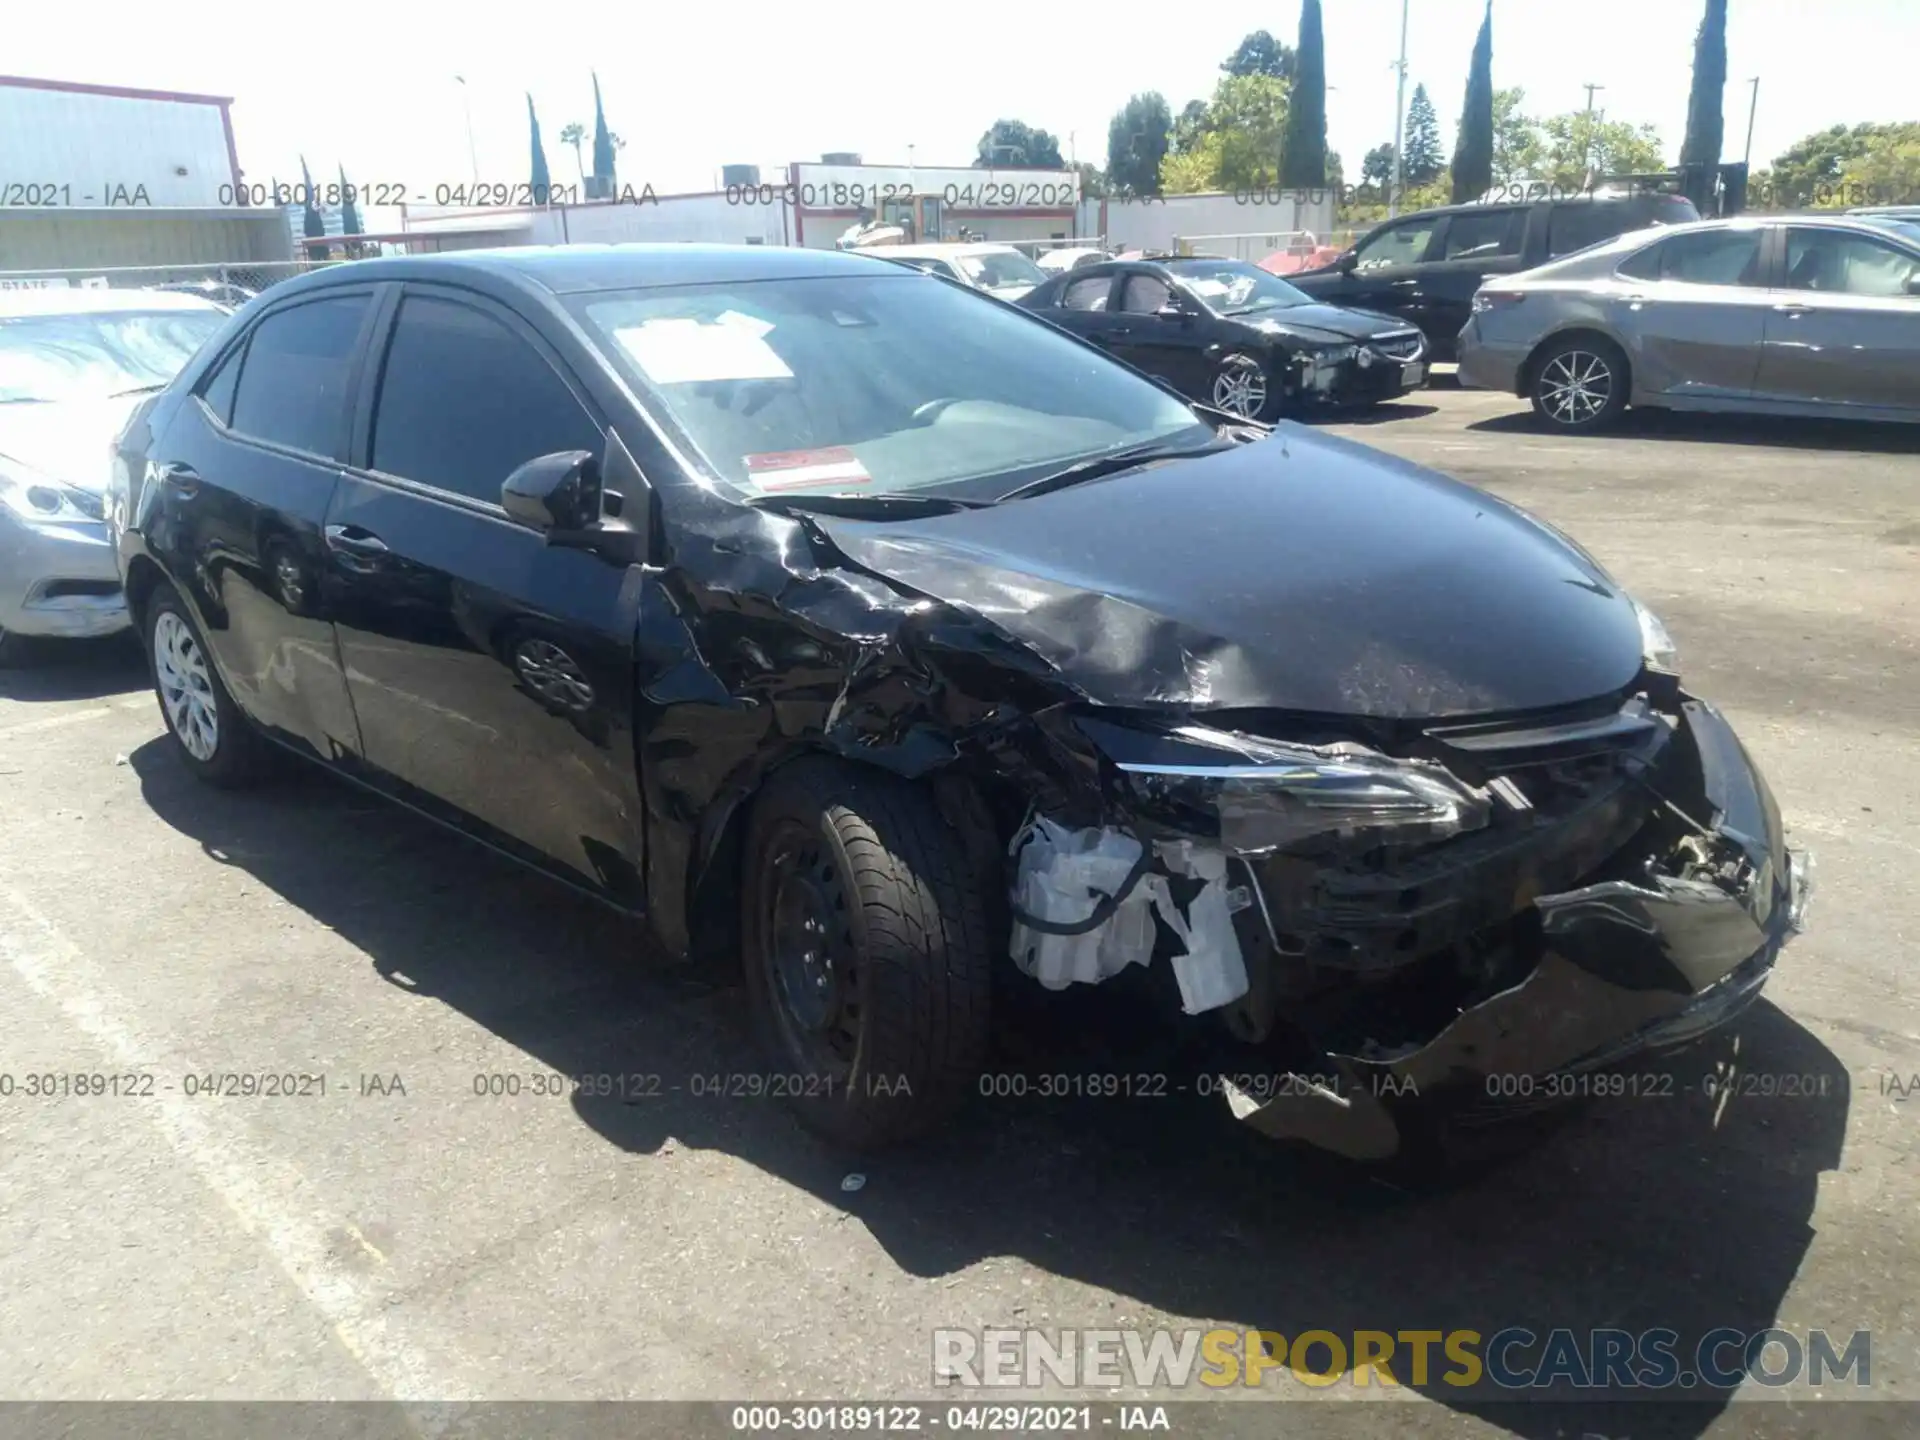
[0,81,236,207]
[544,193,793,246]
[790,162,1080,249]
[1102,190,1339,254]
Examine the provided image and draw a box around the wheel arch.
[682,745,1002,974]
[1520,326,1634,401]
[121,553,172,637]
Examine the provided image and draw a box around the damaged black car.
[110,244,1812,1162]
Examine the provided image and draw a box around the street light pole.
[1388,0,1409,217]
[1742,76,1761,170]
[1581,83,1605,184]
[454,75,479,188]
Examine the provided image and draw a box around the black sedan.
[1018,256,1428,421]
[110,245,1809,1164]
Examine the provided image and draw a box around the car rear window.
[228,295,369,458]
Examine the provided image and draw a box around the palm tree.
[559,123,587,182]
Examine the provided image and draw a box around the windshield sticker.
[613,315,792,384]
[744,447,871,490]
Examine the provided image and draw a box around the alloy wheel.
[152,611,219,761]
[1538,350,1614,427]
[1212,359,1268,419]
[513,638,595,711]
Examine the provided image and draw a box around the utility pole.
[1388,0,1409,217]
[1741,76,1760,169]
[454,75,479,188]
[1581,83,1605,184]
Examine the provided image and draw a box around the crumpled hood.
[811,426,1647,719]
[0,396,145,493]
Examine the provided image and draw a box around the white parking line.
[0,695,150,742]
[0,883,476,1421]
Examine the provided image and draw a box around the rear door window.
[1617,229,1763,286]
[1440,209,1523,260]
[229,295,371,458]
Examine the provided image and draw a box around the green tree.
[1073,161,1108,199]
[1107,92,1172,196]
[590,72,617,192]
[298,156,326,256]
[1172,99,1211,155]
[975,120,1064,169]
[1678,0,1728,207]
[1403,84,1444,185]
[1279,0,1327,186]
[527,95,553,203]
[1450,1,1494,201]
[1539,111,1667,189]
[558,123,587,182]
[1752,122,1920,208]
[1492,87,1544,182]
[1159,74,1291,193]
[338,165,362,236]
[1361,143,1396,188]
[1223,29,1295,80]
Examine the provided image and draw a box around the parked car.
[153,278,258,310]
[114,245,1809,1163]
[1036,247,1109,275]
[0,287,226,665]
[854,242,1049,300]
[1288,191,1700,360]
[1018,255,1428,420]
[1848,208,1920,245]
[1458,215,1920,431]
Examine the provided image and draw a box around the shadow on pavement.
[1468,405,1920,454]
[1297,401,1440,427]
[0,633,146,704]
[133,738,1851,1437]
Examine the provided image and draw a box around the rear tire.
[0,626,33,669]
[145,584,273,788]
[1528,335,1629,432]
[742,758,994,1151]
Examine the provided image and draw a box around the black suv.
[1290,191,1700,360]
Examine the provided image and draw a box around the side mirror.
[1337,250,1360,273]
[502,450,597,533]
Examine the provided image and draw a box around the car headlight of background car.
[0,456,106,524]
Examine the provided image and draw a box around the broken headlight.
[1092,720,1491,856]
[1630,595,1679,674]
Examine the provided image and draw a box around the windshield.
[955,250,1048,290]
[0,308,225,404]
[575,273,1211,498]
[1166,260,1311,315]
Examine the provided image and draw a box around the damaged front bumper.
[1228,700,1811,1160]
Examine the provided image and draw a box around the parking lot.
[2,384,1916,1435]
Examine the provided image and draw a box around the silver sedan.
[1458,215,1920,432]
[1,288,226,664]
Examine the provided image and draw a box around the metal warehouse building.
[0,74,291,273]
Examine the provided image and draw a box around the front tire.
[145,584,271,787]
[1210,353,1281,422]
[742,759,994,1151]
[1528,336,1629,432]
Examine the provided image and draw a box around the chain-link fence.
[0,259,335,308]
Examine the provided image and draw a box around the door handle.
[324,524,389,555]
[1772,302,1811,315]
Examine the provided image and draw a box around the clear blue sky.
[9,0,1916,196]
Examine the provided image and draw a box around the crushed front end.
[1002,683,1812,1161]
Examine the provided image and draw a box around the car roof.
[0,286,228,317]
[262,244,901,301]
